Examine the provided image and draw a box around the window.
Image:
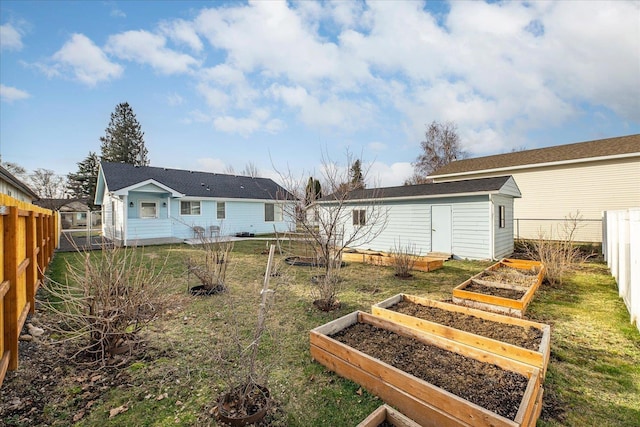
[498,205,506,228]
[265,203,283,222]
[111,202,116,226]
[217,202,226,220]
[180,201,201,215]
[353,209,366,226]
[140,202,158,218]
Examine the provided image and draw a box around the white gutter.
[429,152,640,180]
[489,194,495,260]
[316,190,503,205]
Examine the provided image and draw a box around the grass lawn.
[22,240,640,425]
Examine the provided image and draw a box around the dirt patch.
[464,281,526,300]
[332,323,528,421]
[390,300,543,350]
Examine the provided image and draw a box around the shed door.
[431,205,452,254]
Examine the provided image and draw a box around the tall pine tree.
[349,159,365,189]
[67,152,100,205]
[100,102,149,166]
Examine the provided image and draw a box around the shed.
[319,176,521,260]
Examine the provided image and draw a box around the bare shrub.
[390,240,420,278]
[41,243,167,365]
[186,237,234,294]
[526,211,595,285]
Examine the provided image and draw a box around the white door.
[431,205,452,254]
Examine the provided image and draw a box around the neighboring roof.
[99,162,291,200]
[318,176,520,203]
[34,198,91,211]
[0,164,39,199]
[430,134,640,177]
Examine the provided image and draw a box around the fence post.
[3,206,19,371]
[26,211,37,315]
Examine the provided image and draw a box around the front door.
[431,205,452,254]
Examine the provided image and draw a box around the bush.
[42,242,167,365]
[390,240,420,278]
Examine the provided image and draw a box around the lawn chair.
[192,226,205,239]
[210,225,220,238]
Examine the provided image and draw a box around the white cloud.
[0,84,30,103]
[167,92,184,106]
[213,115,262,137]
[110,8,126,18]
[106,30,199,74]
[1,22,24,51]
[50,33,123,86]
[368,142,387,152]
[369,161,414,187]
[159,19,203,52]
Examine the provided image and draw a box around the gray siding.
[451,198,491,259]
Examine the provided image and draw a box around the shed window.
[353,209,366,226]
[217,202,226,220]
[265,203,283,222]
[498,205,506,228]
[181,201,201,215]
[141,202,158,218]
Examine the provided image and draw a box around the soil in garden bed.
[332,323,529,421]
[478,267,538,287]
[464,282,527,300]
[390,300,543,350]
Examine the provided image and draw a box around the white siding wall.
[0,181,33,202]
[341,195,501,260]
[433,157,640,242]
[493,194,515,259]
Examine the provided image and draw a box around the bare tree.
[409,120,467,183]
[275,150,387,310]
[29,168,66,198]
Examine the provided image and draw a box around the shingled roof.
[100,162,290,200]
[430,134,640,177]
[0,164,39,199]
[318,175,519,202]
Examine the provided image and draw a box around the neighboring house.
[34,198,99,229]
[94,162,295,246]
[429,134,640,242]
[318,176,521,260]
[0,165,38,203]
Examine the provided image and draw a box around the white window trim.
[140,200,159,219]
[217,201,226,220]
[265,203,283,222]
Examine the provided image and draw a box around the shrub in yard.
[42,242,167,365]
[186,237,234,294]
[390,240,420,278]
[526,211,595,285]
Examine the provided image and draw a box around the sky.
[1,0,639,188]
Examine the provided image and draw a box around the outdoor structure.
[0,165,38,203]
[428,134,640,242]
[319,176,521,260]
[94,162,294,246]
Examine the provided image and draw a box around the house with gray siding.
[320,176,521,260]
[95,162,294,246]
[0,164,38,203]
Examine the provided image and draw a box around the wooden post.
[26,211,37,314]
[3,206,19,371]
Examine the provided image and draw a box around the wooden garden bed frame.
[452,259,545,317]
[356,404,421,427]
[310,311,543,427]
[341,249,444,272]
[371,294,551,378]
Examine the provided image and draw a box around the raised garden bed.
[310,311,543,427]
[371,294,550,378]
[452,259,545,317]
[341,249,443,272]
[356,404,421,427]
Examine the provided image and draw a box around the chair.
[209,225,221,237]
[193,226,205,239]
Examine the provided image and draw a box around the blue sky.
[1,0,639,187]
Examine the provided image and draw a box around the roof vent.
[240,185,244,189]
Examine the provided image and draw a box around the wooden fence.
[603,208,640,333]
[1,194,58,387]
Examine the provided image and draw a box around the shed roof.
[430,134,640,177]
[319,175,520,203]
[99,162,290,200]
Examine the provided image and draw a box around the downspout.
[123,195,128,246]
[489,194,495,260]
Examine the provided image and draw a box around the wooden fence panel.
[0,194,57,387]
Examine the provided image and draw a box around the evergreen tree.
[304,176,322,205]
[100,102,149,166]
[67,152,100,205]
[349,159,365,189]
